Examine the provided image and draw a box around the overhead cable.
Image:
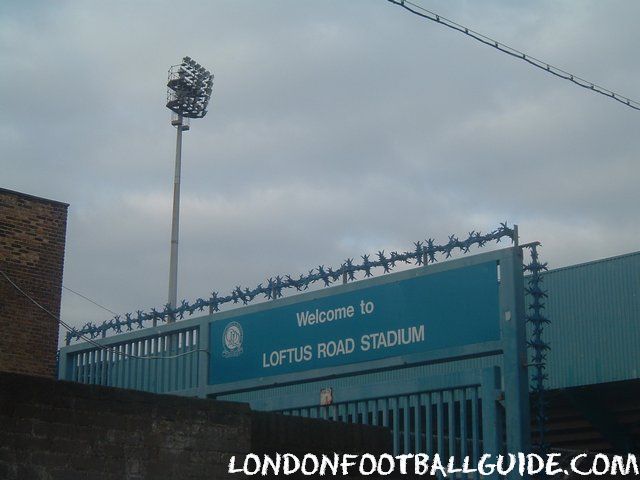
[387,0,640,112]
[0,269,208,361]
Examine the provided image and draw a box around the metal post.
[168,115,185,322]
[500,247,532,457]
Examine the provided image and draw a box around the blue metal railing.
[59,318,208,396]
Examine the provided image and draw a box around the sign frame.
[205,246,526,412]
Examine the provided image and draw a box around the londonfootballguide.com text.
[228,453,639,477]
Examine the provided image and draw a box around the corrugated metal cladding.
[540,250,640,390]
[218,250,640,404]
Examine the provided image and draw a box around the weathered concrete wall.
[0,372,391,479]
[0,188,68,378]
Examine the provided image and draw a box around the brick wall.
[0,372,391,480]
[0,188,68,377]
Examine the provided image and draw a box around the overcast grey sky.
[1,1,638,339]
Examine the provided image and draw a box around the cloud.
[1,1,638,339]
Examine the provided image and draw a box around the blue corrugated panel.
[541,251,640,389]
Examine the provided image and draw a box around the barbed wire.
[387,0,640,112]
[523,243,551,454]
[65,223,516,344]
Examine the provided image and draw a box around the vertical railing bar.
[171,332,177,391]
[424,393,433,456]
[184,330,190,389]
[186,330,191,390]
[402,396,410,454]
[102,349,111,386]
[169,333,175,392]
[128,342,134,389]
[92,350,98,384]
[176,331,182,391]
[82,351,88,384]
[125,342,132,389]
[359,401,368,425]
[436,391,444,468]
[368,400,377,426]
[392,397,399,455]
[116,344,122,388]
[172,332,179,391]
[146,339,152,392]
[181,330,188,390]
[87,350,93,384]
[471,387,480,480]
[160,335,166,393]
[143,339,149,391]
[163,335,169,392]
[166,334,171,393]
[350,402,358,423]
[132,341,138,389]
[92,348,102,385]
[83,351,88,384]
[460,388,468,474]
[338,403,346,422]
[448,390,456,468]
[104,349,110,386]
[109,346,118,387]
[129,342,135,389]
[100,349,107,385]
[111,345,117,388]
[137,340,143,390]
[155,337,160,393]
[151,337,158,393]
[194,328,200,390]
[98,350,104,385]
[175,331,180,391]
[382,398,389,428]
[119,344,125,388]
[412,394,421,454]
[191,328,198,389]
[71,354,78,382]
[91,350,97,385]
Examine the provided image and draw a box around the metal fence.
[59,319,207,396]
[58,225,548,466]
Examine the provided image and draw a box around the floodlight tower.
[165,56,213,321]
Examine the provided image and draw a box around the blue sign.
[209,261,500,385]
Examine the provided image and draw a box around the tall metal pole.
[165,56,212,323]
[167,115,184,321]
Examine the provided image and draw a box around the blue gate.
[59,245,532,473]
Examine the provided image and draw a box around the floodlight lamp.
[166,56,214,119]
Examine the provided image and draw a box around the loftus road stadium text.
[262,300,425,368]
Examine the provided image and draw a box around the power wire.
[0,269,208,361]
[387,0,640,112]
[62,285,119,316]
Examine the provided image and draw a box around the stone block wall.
[0,372,391,479]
